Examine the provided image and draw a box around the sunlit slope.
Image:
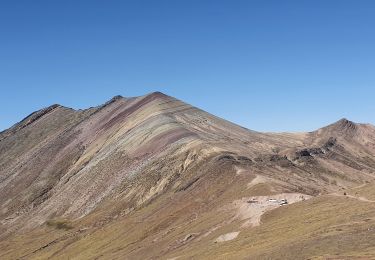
[1,92,375,259]
[2,181,375,259]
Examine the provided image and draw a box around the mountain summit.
[1,92,375,259]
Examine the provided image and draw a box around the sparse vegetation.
[1,93,375,259]
[46,219,73,230]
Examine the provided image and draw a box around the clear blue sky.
[1,1,374,132]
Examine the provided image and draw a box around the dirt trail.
[330,193,375,203]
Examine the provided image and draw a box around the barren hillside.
[1,92,375,259]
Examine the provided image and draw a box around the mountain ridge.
[1,92,375,259]
[3,92,373,137]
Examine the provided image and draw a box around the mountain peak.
[2,93,375,259]
[104,92,171,105]
[0,104,63,140]
[111,95,124,100]
[102,95,125,107]
[146,91,171,99]
[334,118,357,130]
[108,95,125,102]
[319,118,357,137]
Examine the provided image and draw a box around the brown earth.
[1,92,375,259]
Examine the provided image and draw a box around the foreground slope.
[1,92,375,259]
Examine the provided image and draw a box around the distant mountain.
[1,92,375,259]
